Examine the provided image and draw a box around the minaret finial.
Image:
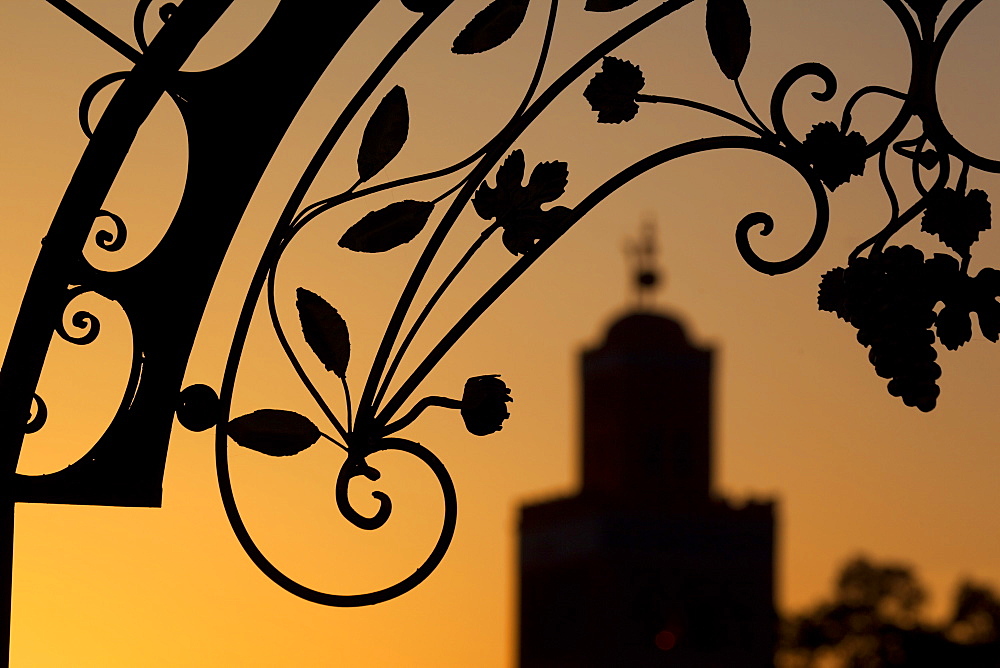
[626,218,661,309]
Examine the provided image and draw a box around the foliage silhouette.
[781,556,1000,668]
[357,85,410,183]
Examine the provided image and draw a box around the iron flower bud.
[461,375,513,436]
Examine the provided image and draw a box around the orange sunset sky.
[2,0,1000,665]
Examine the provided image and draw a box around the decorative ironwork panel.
[1,0,998,663]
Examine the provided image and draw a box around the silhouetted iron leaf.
[973,268,1000,342]
[496,149,525,190]
[296,288,350,378]
[227,409,320,456]
[817,266,849,321]
[933,264,1000,350]
[451,0,529,55]
[706,0,751,80]
[920,187,991,256]
[584,0,639,11]
[339,200,434,253]
[526,161,568,204]
[937,303,972,350]
[472,150,570,255]
[357,86,409,182]
[473,152,526,221]
[802,122,867,191]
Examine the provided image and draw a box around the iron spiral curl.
[216,432,457,607]
[56,287,101,346]
[92,210,127,252]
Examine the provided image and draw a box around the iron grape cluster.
[819,246,943,411]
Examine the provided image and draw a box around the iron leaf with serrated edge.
[227,409,320,457]
[296,288,350,378]
[496,149,525,190]
[452,0,530,55]
[706,0,751,80]
[526,161,568,205]
[339,200,434,253]
[357,86,409,183]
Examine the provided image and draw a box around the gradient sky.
[3,0,1000,665]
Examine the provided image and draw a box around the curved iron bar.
[880,148,900,224]
[769,62,839,150]
[922,0,1000,173]
[852,135,953,262]
[856,0,922,159]
[840,86,907,133]
[255,0,561,438]
[78,72,130,139]
[376,134,829,429]
[382,396,462,436]
[215,436,457,607]
[635,94,767,136]
[897,135,930,197]
[220,7,450,450]
[218,0,702,605]
[734,78,771,135]
[44,0,143,63]
[847,147,905,263]
[133,0,156,53]
[873,200,929,257]
[354,0,701,433]
[214,7,466,605]
[24,395,47,436]
[372,223,501,415]
[278,5,459,237]
[280,0,562,418]
[260,0,561,435]
[30,0,1000,628]
[292,0,560,232]
[217,0,558,597]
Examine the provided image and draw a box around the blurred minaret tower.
[518,221,777,667]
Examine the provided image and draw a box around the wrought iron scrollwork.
[92,210,127,252]
[577,0,1000,411]
[205,0,1000,604]
[8,0,999,628]
[133,0,176,53]
[56,287,101,345]
[217,435,457,606]
[79,72,130,139]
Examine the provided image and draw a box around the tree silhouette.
[780,556,1000,668]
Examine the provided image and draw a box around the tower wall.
[582,313,712,508]
[519,310,777,667]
